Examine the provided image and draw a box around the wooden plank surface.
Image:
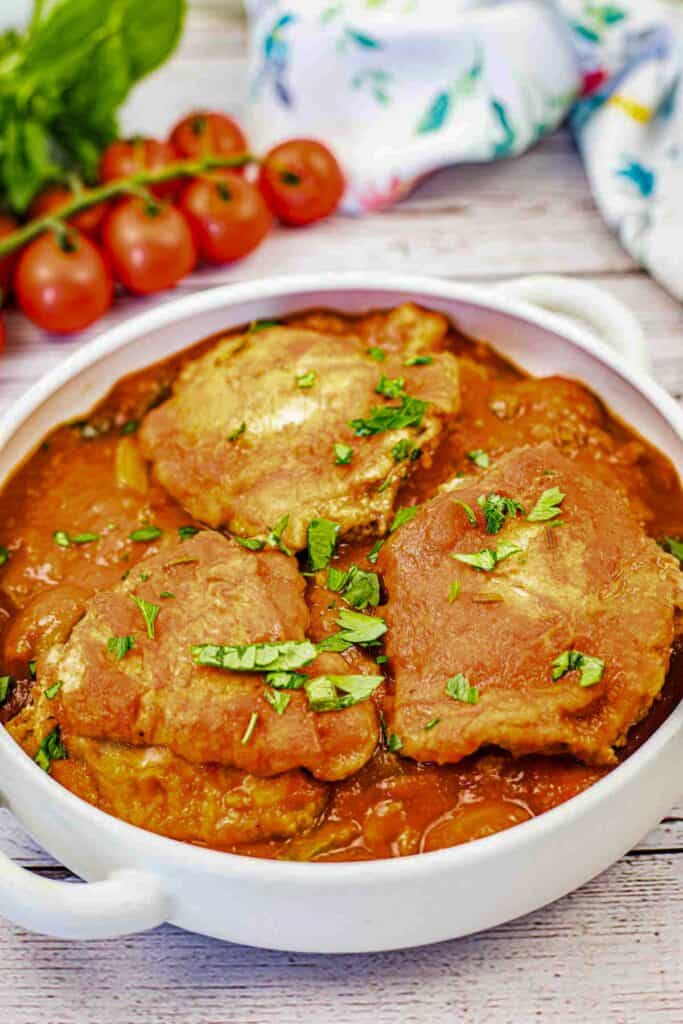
[0,5,681,1022]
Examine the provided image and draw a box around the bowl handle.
[0,845,169,939]
[493,275,651,374]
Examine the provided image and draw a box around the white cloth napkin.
[245,0,683,302]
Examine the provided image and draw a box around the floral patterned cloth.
[245,0,683,302]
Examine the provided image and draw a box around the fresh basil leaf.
[193,640,317,672]
[307,518,340,571]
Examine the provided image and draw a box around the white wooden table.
[0,8,681,1022]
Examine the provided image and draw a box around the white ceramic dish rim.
[0,272,681,935]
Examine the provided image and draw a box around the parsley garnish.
[527,487,565,523]
[453,500,477,526]
[318,609,387,652]
[305,674,383,713]
[367,346,386,362]
[445,673,479,704]
[307,518,340,571]
[129,525,162,542]
[193,640,317,672]
[28,660,36,680]
[228,421,246,442]
[264,688,291,715]
[44,680,63,700]
[448,580,460,602]
[662,537,683,564]
[129,595,160,639]
[265,671,307,689]
[234,536,266,551]
[367,538,384,564]
[34,727,67,773]
[53,530,100,547]
[0,546,10,566]
[390,505,419,533]
[387,733,403,752]
[326,565,380,610]
[376,655,388,664]
[376,473,393,494]
[425,717,440,730]
[467,449,490,469]
[120,420,139,436]
[178,525,200,541]
[478,493,524,535]
[296,370,317,389]
[375,375,406,400]
[241,711,259,744]
[107,635,136,661]
[391,438,416,462]
[0,675,12,706]
[160,591,175,599]
[404,355,433,366]
[334,442,353,465]
[266,514,292,555]
[350,395,428,437]
[551,650,605,688]
[249,319,281,332]
[452,542,522,572]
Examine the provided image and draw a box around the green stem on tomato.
[0,153,255,259]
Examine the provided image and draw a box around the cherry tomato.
[170,111,247,163]
[259,139,345,226]
[179,172,271,264]
[99,138,180,198]
[101,197,197,295]
[14,230,113,334]
[0,213,20,292]
[29,185,108,237]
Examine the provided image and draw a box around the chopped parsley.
[391,438,418,462]
[160,591,175,599]
[296,370,317,389]
[193,640,317,672]
[376,473,393,494]
[326,565,380,610]
[350,395,428,437]
[318,609,387,652]
[234,535,266,552]
[448,580,460,602]
[390,505,419,533]
[367,538,384,564]
[0,546,10,566]
[44,680,64,700]
[452,541,522,572]
[34,727,67,773]
[453,500,477,526]
[376,655,388,665]
[375,375,406,400]
[478,493,524,535]
[53,530,100,547]
[467,449,490,469]
[425,717,440,731]
[387,733,403,752]
[266,514,292,555]
[28,660,36,680]
[367,346,386,362]
[228,421,246,442]
[264,688,292,715]
[120,420,139,436]
[662,537,683,564]
[107,635,136,661]
[527,487,565,523]
[129,595,160,639]
[307,518,340,571]
[0,675,12,706]
[129,525,162,543]
[551,650,605,688]
[333,442,353,465]
[249,319,280,332]
[241,711,259,745]
[178,525,200,541]
[445,673,479,704]
[305,674,383,713]
[404,355,433,366]
[265,671,308,690]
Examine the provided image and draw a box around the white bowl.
[0,273,681,952]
